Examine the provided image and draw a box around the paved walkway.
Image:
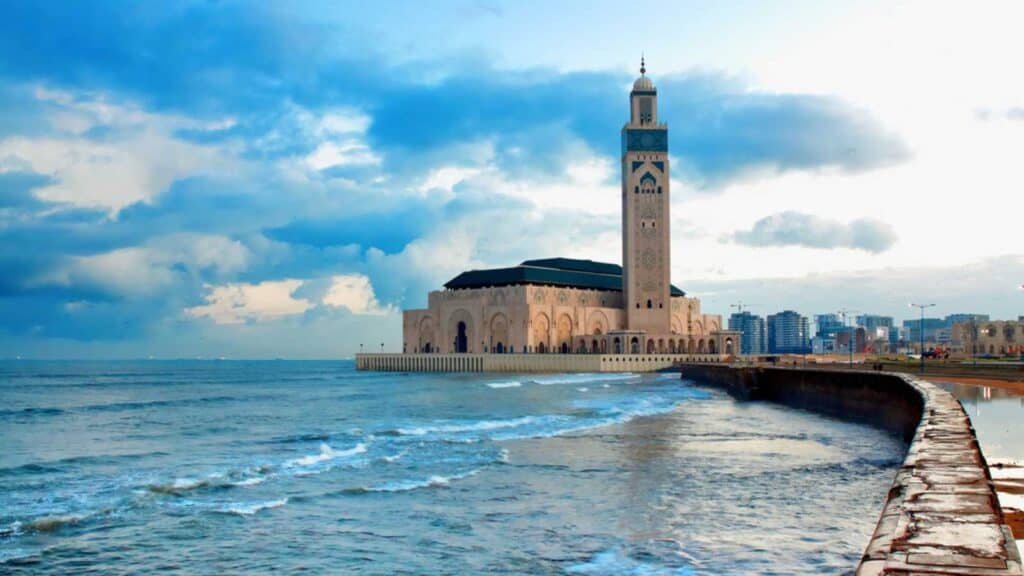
[858,375,1023,575]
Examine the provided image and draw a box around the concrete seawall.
[678,364,1022,575]
[355,353,727,373]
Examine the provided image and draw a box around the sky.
[1,0,1022,358]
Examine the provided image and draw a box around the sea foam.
[485,381,522,389]
[285,442,367,468]
[219,498,288,516]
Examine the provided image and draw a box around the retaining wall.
[678,364,1022,575]
[355,353,727,373]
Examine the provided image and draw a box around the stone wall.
[355,353,727,373]
[678,364,1023,575]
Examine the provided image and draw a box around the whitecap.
[218,498,288,516]
[148,475,223,495]
[285,442,367,468]
[566,548,695,575]
[366,469,480,493]
[577,387,589,392]
[232,477,265,487]
[20,514,83,534]
[532,373,639,386]
[395,416,536,436]
[485,381,522,389]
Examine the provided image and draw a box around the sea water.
[0,361,904,574]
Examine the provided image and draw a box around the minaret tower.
[622,56,671,334]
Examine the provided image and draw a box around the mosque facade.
[402,62,736,357]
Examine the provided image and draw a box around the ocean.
[0,361,904,574]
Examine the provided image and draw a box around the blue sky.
[1,1,1022,358]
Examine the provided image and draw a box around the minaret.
[622,57,671,334]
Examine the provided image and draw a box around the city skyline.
[1,1,1022,358]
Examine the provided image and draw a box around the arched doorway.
[532,313,550,355]
[631,337,640,354]
[613,337,622,354]
[725,338,734,355]
[456,321,468,353]
[708,339,717,354]
[591,339,599,353]
[556,314,573,354]
[646,340,655,354]
[489,313,508,356]
[669,340,677,353]
[423,342,432,353]
[697,339,705,354]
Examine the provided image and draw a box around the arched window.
[657,186,662,194]
[647,299,652,309]
[634,186,639,194]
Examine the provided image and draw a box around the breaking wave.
[217,498,288,516]
[285,442,368,468]
[485,381,522,389]
[350,470,481,494]
[531,373,640,386]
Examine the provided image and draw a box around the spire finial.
[640,53,646,76]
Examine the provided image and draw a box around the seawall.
[355,352,727,373]
[678,364,1022,575]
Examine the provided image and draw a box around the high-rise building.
[903,318,946,343]
[729,311,766,355]
[814,314,844,338]
[856,315,894,331]
[767,310,810,353]
[945,313,989,325]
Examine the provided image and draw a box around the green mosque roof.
[443,257,686,297]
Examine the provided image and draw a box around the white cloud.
[319,111,372,135]
[304,140,380,170]
[0,87,236,212]
[30,234,252,299]
[186,279,313,325]
[322,274,393,315]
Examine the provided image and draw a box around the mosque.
[401,61,736,358]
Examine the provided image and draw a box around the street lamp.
[909,303,935,373]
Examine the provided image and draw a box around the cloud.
[732,211,898,253]
[977,107,1024,122]
[688,255,1024,323]
[0,169,53,208]
[322,274,393,316]
[0,4,908,187]
[0,89,234,212]
[186,279,313,325]
[0,2,915,355]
